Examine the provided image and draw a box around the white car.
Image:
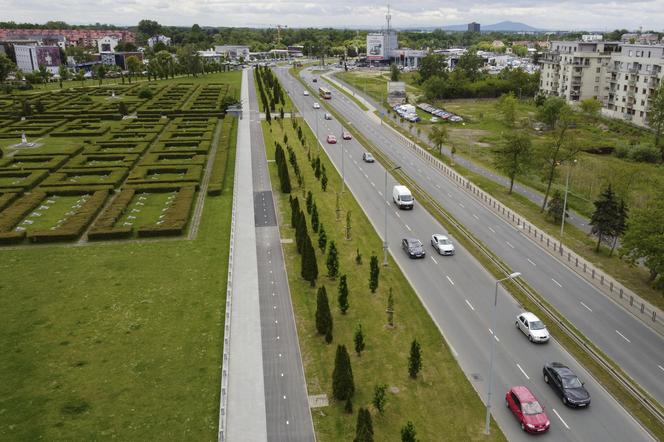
[304,90,309,96]
[313,102,320,109]
[430,117,439,123]
[430,234,455,256]
[516,312,550,343]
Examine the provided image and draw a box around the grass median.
[261,115,505,441]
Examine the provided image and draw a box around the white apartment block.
[539,41,664,128]
[604,44,664,127]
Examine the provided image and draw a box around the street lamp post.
[383,165,402,266]
[315,107,319,152]
[560,159,577,239]
[340,127,345,193]
[484,271,522,435]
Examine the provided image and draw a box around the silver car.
[431,234,455,256]
[516,312,550,343]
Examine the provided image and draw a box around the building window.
[596,67,601,73]
[594,86,599,92]
[640,111,644,117]
[629,50,633,56]
[595,76,600,82]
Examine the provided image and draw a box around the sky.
[1,0,663,31]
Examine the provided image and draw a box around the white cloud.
[1,0,663,30]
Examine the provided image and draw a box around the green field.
[261,116,505,441]
[0,72,239,440]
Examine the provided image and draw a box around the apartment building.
[604,44,664,126]
[539,40,619,103]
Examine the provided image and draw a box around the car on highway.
[326,135,337,144]
[342,131,352,140]
[312,77,318,82]
[506,386,550,433]
[362,152,375,163]
[543,362,591,408]
[402,238,425,259]
[313,102,320,109]
[324,113,332,120]
[516,312,550,343]
[303,90,309,96]
[430,234,455,256]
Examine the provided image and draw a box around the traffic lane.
[310,71,664,404]
[291,92,649,442]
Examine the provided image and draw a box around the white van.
[393,185,414,210]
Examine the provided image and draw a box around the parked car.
[516,312,550,343]
[312,77,318,82]
[449,115,464,122]
[362,152,375,163]
[342,131,352,140]
[324,113,332,120]
[506,386,550,433]
[543,362,591,407]
[431,234,455,256]
[402,238,425,259]
[303,90,309,96]
[313,102,320,109]
[430,117,439,123]
[326,135,337,144]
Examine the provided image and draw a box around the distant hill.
[439,21,541,32]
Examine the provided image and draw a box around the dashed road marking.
[488,328,500,342]
[459,203,465,208]
[658,365,664,373]
[446,275,455,285]
[580,301,593,312]
[431,256,438,264]
[551,278,562,288]
[371,181,375,187]
[405,224,412,231]
[465,299,475,311]
[378,191,383,196]
[616,330,631,343]
[488,227,496,233]
[527,258,536,266]
[505,241,514,248]
[395,211,401,218]
[473,214,479,220]
[516,363,530,380]
[552,408,570,430]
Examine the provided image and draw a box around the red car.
[326,135,337,144]
[506,386,550,433]
[342,131,352,140]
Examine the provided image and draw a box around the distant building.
[287,45,304,57]
[581,34,603,42]
[214,45,250,60]
[14,44,61,74]
[198,50,222,63]
[98,36,119,53]
[147,35,172,48]
[468,22,481,33]
[620,33,659,45]
[100,51,143,69]
[0,28,134,46]
[365,6,425,68]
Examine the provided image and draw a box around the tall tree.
[417,53,446,83]
[580,97,602,117]
[408,339,422,379]
[93,63,106,86]
[493,130,533,193]
[311,202,319,232]
[354,323,365,356]
[496,92,517,128]
[0,53,16,83]
[455,52,484,81]
[338,274,349,313]
[354,408,374,442]
[372,384,387,414]
[369,254,379,293]
[57,65,70,89]
[75,69,86,87]
[301,233,318,286]
[138,19,161,40]
[401,421,418,442]
[386,288,395,327]
[647,81,664,161]
[610,199,628,256]
[326,240,339,279]
[427,125,448,156]
[315,286,333,342]
[621,197,664,283]
[390,63,400,81]
[332,345,354,400]
[318,223,327,252]
[546,190,567,223]
[590,184,620,252]
[126,55,141,84]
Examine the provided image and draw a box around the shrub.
[138,88,154,99]
[0,191,46,232]
[613,143,631,159]
[628,144,659,163]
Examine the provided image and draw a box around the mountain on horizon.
[439,21,540,32]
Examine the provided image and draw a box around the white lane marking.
[405,224,412,231]
[527,258,536,266]
[378,191,383,196]
[505,241,514,249]
[446,276,455,285]
[658,365,664,373]
[459,203,465,208]
[552,408,570,430]
[435,184,441,189]
[488,227,496,233]
[465,299,475,311]
[395,211,401,218]
[431,256,438,264]
[551,278,562,288]
[371,181,375,187]
[363,173,369,178]
[472,214,479,220]
[616,330,631,343]
[358,166,363,172]
[580,301,593,312]
[488,329,499,342]
[447,193,453,198]
[516,363,530,380]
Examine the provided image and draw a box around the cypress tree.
[401,421,417,442]
[338,274,349,314]
[315,157,321,179]
[321,170,328,191]
[332,344,354,400]
[265,108,271,123]
[290,196,300,227]
[306,191,313,214]
[327,241,339,279]
[302,233,318,286]
[369,255,379,293]
[354,408,374,442]
[372,384,387,414]
[354,323,365,356]
[408,339,422,379]
[315,286,333,340]
[296,209,306,255]
[318,224,328,252]
[590,184,619,252]
[311,202,319,232]
[280,159,291,193]
[344,397,353,414]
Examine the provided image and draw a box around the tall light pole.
[340,126,345,193]
[484,271,522,435]
[383,165,401,266]
[315,107,319,152]
[560,159,577,239]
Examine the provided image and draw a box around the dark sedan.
[543,362,591,408]
[402,238,426,259]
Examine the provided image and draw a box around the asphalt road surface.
[274,66,655,442]
[285,66,664,408]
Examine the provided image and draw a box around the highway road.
[283,66,664,409]
[249,70,315,440]
[274,66,654,441]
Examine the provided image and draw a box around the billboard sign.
[366,34,385,61]
[36,46,61,67]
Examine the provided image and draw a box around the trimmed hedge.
[0,230,26,244]
[0,170,49,192]
[0,191,46,232]
[207,116,236,196]
[88,189,135,240]
[0,154,69,171]
[40,168,128,189]
[137,186,195,237]
[27,190,109,243]
[0,192,20,212]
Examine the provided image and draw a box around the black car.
[543,362,591,408]
[402,238,425,259]
[312,77,318,83]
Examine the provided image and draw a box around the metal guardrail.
[218,156,239,442]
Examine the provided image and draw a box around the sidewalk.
[223,68,268,441]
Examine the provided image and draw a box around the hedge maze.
[0,77,239,245]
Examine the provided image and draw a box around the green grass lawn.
[0,119,236,440]
[261,117,505,441]
[15,195,81,232]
